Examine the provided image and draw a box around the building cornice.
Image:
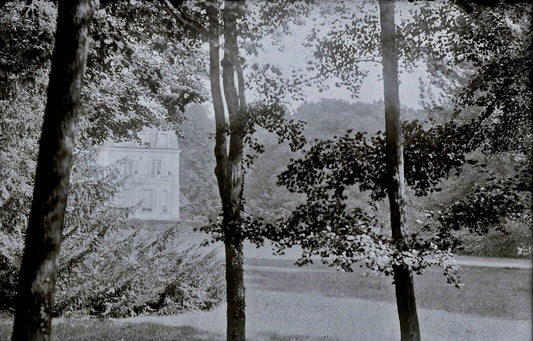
[102,145,182,153]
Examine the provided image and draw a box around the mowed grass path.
[0,255,530,341]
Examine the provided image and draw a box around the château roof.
[103,127,179,149]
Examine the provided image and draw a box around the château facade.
[98,127,188,221]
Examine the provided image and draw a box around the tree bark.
[207,1,246,340]
[11,1,95,340]
[378,1,421,341]
[222,3,246,340]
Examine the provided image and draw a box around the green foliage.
[197,99,307,243]
[411,2,532,154]
[278,119,476,201]
[0,1,56,98]
[0,0,219,317]
[0,148,130,309]
[438,177,528,234]
[178,104,219,217]
[1,0,208,147]
[458,219,532,258]
[251,116,528,285]
[243,101,306,167]
[80,0,208,145]
[55,225,224,318]
[235,0,531,277]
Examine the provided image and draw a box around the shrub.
[0,229,22,311]
[54,224,224,318]
[457,219,532,259]
[1,147,225,317]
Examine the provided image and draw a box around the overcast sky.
[244,1,430,111]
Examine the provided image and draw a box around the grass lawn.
[0,318,224,341]
[0,256,530,341]
[245,258,531,320]
[0,230,530,340]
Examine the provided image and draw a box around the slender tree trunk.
[222,3,247,339]
[378,1,421,341]
[11,1,95,340]
[224,239,245,341]
[207,1,246,340]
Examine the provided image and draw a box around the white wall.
[99,128,182,221]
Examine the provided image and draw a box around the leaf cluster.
[252,112,528,283]
[433,168,531,249]
[279,119,478,202]
[0,0,55,98]
[81,0,208,145]
[243,101,306,168]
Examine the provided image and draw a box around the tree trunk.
[11,1,95,340]
[224,240,245,341]
[207,1,246,340]
[378,1,421,341]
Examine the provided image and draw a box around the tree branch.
[451,0,475,14]
[162,0,205,36]
[206,0,229,203]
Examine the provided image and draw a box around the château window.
[141,189,153,212]
[161,190,169,214]
[122,159,133,176]
[151,160,161,176]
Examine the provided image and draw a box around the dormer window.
[159,133,168,147]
